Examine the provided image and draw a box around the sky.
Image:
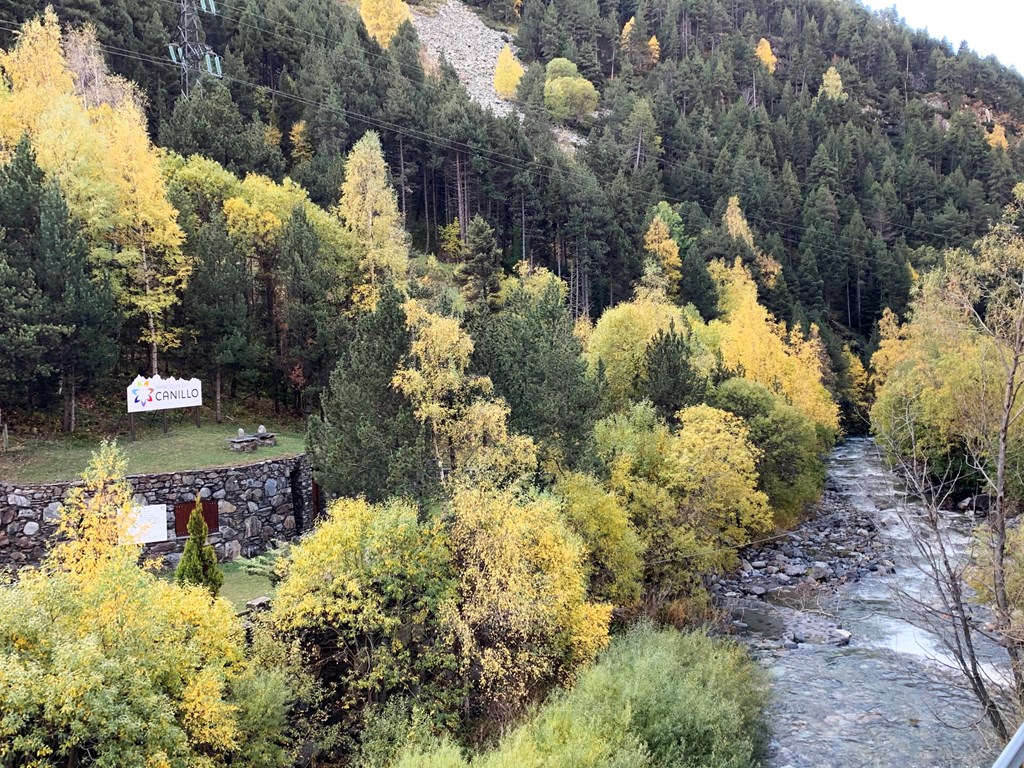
[859,0,1024,74]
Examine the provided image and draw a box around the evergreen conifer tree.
[639,322,705,422]
[307,283,428,502]
[678,246,717,319]
[459,214,503,312]
[175,503,223,596]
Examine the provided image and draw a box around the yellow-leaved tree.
[92,98,187,374]
[272,496,462,739]
[494,44,525,100]
[0,442,290,766]
[755,37,776,74]
[819,65,848,102]
[556,471,645,606]
[723,195,782,287]
[0,16,187,374]
[643,216,682,296]
[585,291,685,408]
[392,299,536,485]
[620,17,635,50]
[594,402,770,595]
[989,123,1010,151]
[337,130,409,309]
[648,35,661,64]
[359,0,412,48]
[711,259,839,434]
[446,485,611,724]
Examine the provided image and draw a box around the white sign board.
[127,374,202,413]
[128,504,169,544]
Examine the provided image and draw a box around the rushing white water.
[751,438,1004,768]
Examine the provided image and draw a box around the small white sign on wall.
[128,504,169,544]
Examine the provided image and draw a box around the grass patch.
[156,561,274,613]
[218,560,275,611]
[0,422,306,484]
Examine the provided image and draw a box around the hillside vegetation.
[0,0,1021,764]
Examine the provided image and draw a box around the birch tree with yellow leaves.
[392,299,535,486]
[0,16,187,374]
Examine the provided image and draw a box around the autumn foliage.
[494,45,524,100]
[359,0,412,48]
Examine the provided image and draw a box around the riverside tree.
[871,186,1024,740]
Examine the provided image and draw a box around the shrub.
[394,626,768,768]
[544,76,599,122]
[545,57,579,81]
[270,497,462,744]
[712,377,825,527]
[556,471,644,606]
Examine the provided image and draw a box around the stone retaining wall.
[1,454,317,570]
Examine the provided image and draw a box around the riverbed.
[724,438,1004,768]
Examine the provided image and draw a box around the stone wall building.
[1,454,320,570]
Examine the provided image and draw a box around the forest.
[1,0,1023,763]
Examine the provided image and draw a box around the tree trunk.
[148,312,159,376]
[455,152,468,242]
[399,136,407,225]
[423,165,431,253]
[215,366,223,424]
[521,194,528,268]
[62,373,72,433]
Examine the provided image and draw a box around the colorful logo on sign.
[131,378,155,408]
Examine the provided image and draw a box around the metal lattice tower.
[168,0,221,97]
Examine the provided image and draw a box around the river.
[732,438,1005,768]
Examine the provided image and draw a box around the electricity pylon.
[167,0,222,97]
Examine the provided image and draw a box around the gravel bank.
[411,0,515,117]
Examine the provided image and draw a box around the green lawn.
[218,561,275,611]
[0,423,306,484]
[157,561,274,613]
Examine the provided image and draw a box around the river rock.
[809,561,830,580]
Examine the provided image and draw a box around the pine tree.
[679,245,717,319]
[0,248,63,413]
[308,284,427,502]
[34,180,119,432]
[539,2,564,60]
[174,503,224,596]
[459,214,503,312]
[640,322,705,422]
[181,214,253,424]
